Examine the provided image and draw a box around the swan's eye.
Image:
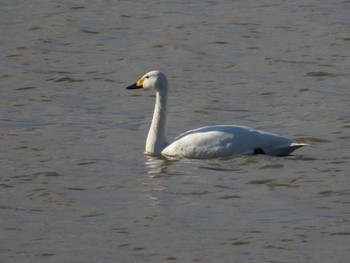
[146,76,149,79]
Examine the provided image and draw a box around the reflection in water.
[143,156,175,206]
[145,154,248,176]
[143,155,212,208]
[144,155,178,176]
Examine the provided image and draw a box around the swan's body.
[126,70,306,159]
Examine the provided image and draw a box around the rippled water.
[1,1,349,262]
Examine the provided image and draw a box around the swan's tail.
[290,143,309,149]
[286,143,309,155]
[265,143,309,156]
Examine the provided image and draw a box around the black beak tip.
[126,83,142,90]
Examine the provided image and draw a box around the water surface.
[1,1,349,262]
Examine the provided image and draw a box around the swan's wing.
[163,127,237,158]
[162,125,304,158]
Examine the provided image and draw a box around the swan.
[126,70,307,159]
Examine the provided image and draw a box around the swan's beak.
[126,83,142,89]
[126,76,145,89]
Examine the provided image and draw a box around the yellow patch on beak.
[137,76,146,87]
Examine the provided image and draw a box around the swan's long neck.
[145,88,168,154]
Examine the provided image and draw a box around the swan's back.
[162,125,305,158]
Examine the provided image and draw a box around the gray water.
[1,1,349,262]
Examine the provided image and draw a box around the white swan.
[126,70,307,159]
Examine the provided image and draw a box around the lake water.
[1,1,349,262]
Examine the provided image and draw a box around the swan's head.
[126,70,168,92]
